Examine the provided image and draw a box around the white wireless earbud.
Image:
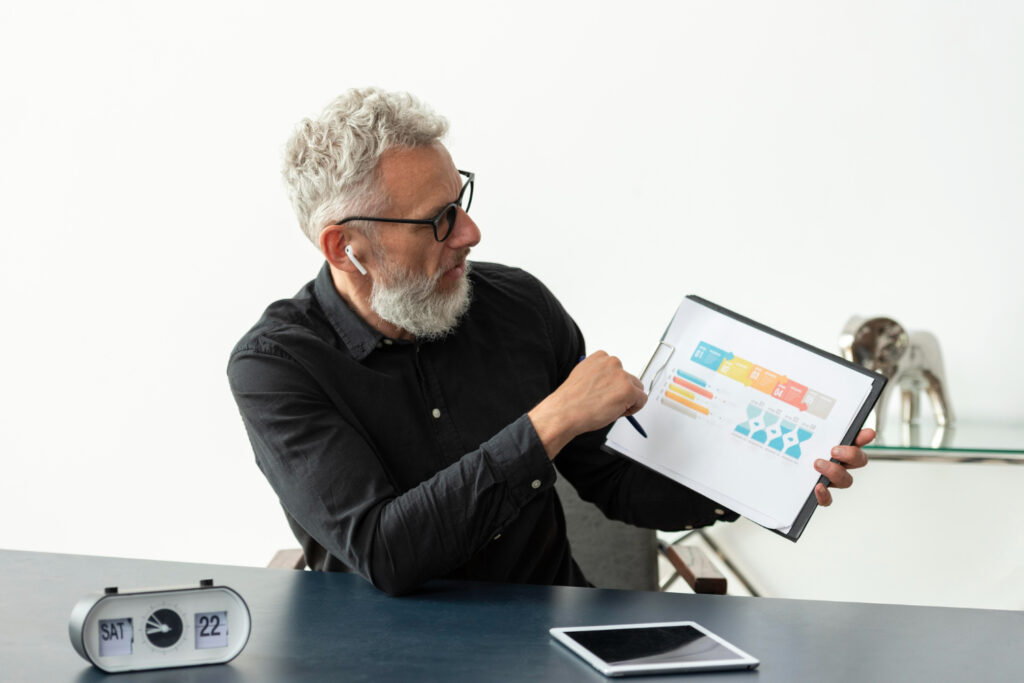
[344,245,368,275]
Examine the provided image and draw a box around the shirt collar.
[313,262,384,361]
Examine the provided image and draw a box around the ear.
[319,224,360,273]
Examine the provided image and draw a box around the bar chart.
[657,340,830,460]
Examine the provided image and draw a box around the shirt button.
[714,508,725,516]
[431,408,441,419]
[531,480,541,489]
[493,534,502,540]
[382,339,393,346]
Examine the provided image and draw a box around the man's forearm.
[528,351,647,460]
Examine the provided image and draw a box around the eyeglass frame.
[332,170,474,243]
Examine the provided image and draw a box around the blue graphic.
[676,370,707,387]
[734,403,761,436]
[785,428,814,459]
[735,402,812,459]
[751,412,778,443]
[691,342,733,372]
[769,420,795,451]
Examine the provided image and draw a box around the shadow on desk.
[73,665,246,683]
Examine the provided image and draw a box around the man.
[228,88,871,596]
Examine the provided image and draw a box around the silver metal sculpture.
[839,316,955,437]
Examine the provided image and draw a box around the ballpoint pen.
[579,355,648,438]
[625,414,648,438]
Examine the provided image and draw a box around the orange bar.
[661,397,697,418]
[672,376,713,399]
[664,390,710,415]
[667,383,696,401]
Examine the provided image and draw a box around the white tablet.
[549,621,759,677]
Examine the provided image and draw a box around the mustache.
[441,249,472,274]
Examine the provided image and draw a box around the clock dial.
[145,608,183,648]
[72,584,251,673]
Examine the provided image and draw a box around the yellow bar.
[664,390,710,415]
[667,383,696,401]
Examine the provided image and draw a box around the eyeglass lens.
[435,175,474,242]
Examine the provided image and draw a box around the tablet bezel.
[549,620,759,677]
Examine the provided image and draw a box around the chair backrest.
[271,481,659,591]
[268,548,306,570]
[554,477,658,591]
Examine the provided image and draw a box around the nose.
[446,207,481,249]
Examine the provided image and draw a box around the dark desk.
[1,549,1019,682]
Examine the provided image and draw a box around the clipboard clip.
[640,341,675,394]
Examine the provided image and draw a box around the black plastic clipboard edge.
[603,294,887,543]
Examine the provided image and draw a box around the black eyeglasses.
[334,170,474,243]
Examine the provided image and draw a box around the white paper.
[606,298,874,533]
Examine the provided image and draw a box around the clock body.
[69,581,250,673]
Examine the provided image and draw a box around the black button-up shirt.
[228,262,733,595]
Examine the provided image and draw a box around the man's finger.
[830,445,869,469]
[815,483,832,507]
[855,428,876,447]
[815,458,854,488]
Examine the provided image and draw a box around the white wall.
[2,2,1021,606]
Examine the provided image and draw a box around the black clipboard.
[604,295,887,541]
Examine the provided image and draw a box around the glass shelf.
[865,421,1024,463]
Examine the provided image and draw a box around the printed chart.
[655,340,837,461]
[655,339,839,458]
[735,403,813,459]
[605,296,880,536]
[691,341,836,419]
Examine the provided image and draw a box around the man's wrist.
[527,402,576,460]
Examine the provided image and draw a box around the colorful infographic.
[655,340,836,460]
[690,341,836,419]
[735,402,814,459]
[661,370,713,417]
[604,296,880,536]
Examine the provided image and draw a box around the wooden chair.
[267,548,306,570]
[659,538,728,594]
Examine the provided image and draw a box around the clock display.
[145,608,183,648]
[98,618,133,657]
[70,582,250,673]
[195,611,229,649]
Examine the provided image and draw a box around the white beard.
[368,257,473,341]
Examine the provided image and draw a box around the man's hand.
[813,428,874,506]
[528,351,647,460]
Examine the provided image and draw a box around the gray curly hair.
[282,87,449,245]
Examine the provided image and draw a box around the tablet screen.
[550,621,759,675]
[561,624,738,666]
